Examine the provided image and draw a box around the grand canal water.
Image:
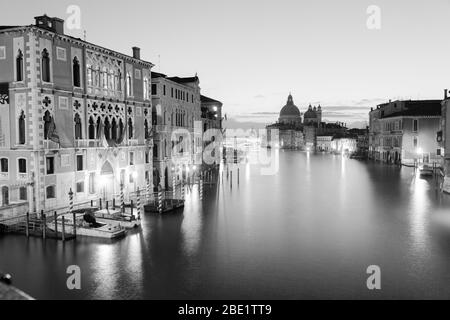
[2,150,450,299]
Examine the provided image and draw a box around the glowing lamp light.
[416,148,423,155]
[212,106,218,112]
[186,167,190,173]
[193,165,197,171]
[132,171,138,179]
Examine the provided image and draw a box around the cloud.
[253,94,265,99]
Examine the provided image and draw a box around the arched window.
[117,69,122,91]
[96,117,101,139]
[88,117,95,139]
[144,119,149,140]
[87,65,92,86]
[46,185,55,199]
[126,73,132,96]
[102,67,108,89]
[19,186,27,201]
[16,50,24,82]
[1,186,9,206]
[74,113,82,140]
[41,49,51,82]
[104,117,111,140]
[119,119,124,139]
[111,118,117,141]
[128,118,133,139]
[94,66,100,87]
[73,57,81,87]
[18,110,26,144]
[43,110,52,140]
[18,158,26,173]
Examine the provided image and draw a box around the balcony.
[0,172,8,181]
[43,140,60,150]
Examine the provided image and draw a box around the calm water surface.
[2,151,450,299]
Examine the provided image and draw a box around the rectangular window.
[437,149,441,156]
[46,186,55,199]
[56,47,66,61]
[413,136,418,148]
[76,155,83,171]
[0,158,8,172]
[171,87,174,98]
[135,69,141,79]
[145,152,149,164]
[89,172,95,194]
[46,157,54,175]
[76,181,84,193]
[191,94,194,103]
[413,119,418,132]
[18,159,26,173]
[129,173,134,183]
[163,85,166,95]
[19,187,27,201]
[130,152,134,165]
[151,83,157,95]
[0,46,5,60]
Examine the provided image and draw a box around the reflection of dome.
[280,94,301,117]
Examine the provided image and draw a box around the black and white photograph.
[1,0,450,307]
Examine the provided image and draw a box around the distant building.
[316,135,333,152]
[348,127,369,157]
[266,94,346,150]
[266,94,304,149]
[369,100,442,165]
[201,95,223,166]
[440,91,450,193]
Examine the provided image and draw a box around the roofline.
[0,25,155,68]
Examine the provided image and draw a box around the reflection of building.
[266,94,346,150]
[369,100,442,165]
[440,91,450,193]
[150,72,202,190]
[348,128,369,157]
[0,15,154,219]
[331,137,357,154]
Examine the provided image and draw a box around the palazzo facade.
[0,15,154,218]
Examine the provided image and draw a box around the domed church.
[278,94,302,126]
[266,94,329,150]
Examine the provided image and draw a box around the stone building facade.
[0,15,154,218]
[369,100,442,165]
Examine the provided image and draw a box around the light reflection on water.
[2,151,450,299]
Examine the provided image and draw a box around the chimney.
[132,47,141,60]
[445,89,448,100]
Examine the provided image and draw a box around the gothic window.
[1,186,9,206]
[119,119,124,139]
[74,113,82,140]
[111,118,117,140]
[163,111,166,125]
[16,50,24,82]
[117,69,122,91]
[18,110,26,144]
[126,73,132,96]
[87,65,92,86]
[128,118,133,139]
[73,57,81,87]
[94,66,100,87]
[102,67,108,89]
[144,119,149,139]
[41,49,51,82]
[96,117,101,138]
[88,117,95,139]
[104,117,111,140]
[43,110,52,140]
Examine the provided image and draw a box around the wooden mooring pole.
[42,214,46,240]
[54,212,58,236]
[61,216,66,242]
[25,212,29,238]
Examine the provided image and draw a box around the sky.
[2,0,450,128]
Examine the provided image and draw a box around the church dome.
[304,105,317,118]
[280,94,301,117]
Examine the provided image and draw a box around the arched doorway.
[1,186,9,206]
[164,167,169,190]
[100,161,115,201]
